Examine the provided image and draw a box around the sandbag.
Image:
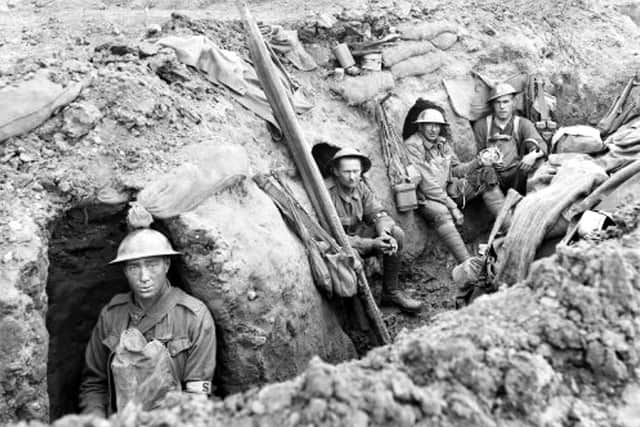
[551,125,605,154]
[111,328,179,412]
[330,72,394,105]
[396,21,458,41]
[381,41,435,67]
[431,32,458,50]
[0,72,88,142]
[391,53,443,79]
[137,145,249,218]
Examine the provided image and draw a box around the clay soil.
[2,0,640,424]
[2,0,637,341]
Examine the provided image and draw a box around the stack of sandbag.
[329,20,458,105]
[605,116,640,158]
[382,21,458,79]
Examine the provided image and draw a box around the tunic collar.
[420,133,445,154]
[335,181,362,203]
[127,282,177,332]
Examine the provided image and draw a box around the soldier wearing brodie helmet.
[326,147,423,313]
[472,83,547,194]
[405,108,506,264]
[79,227,216,417]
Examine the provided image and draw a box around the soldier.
[326,148,422,313]
[79,228,216,417]
[472,83,547,194]
[405,108,506,263]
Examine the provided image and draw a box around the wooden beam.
[237,2,390,345]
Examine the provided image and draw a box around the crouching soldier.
[472,83,547,194]
[405,108,506,263]
[78,228,216,417]
[326,148,422,313]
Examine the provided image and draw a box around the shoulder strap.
[135,287,181,334]
[513,116,520,141]
[485,115,492,144]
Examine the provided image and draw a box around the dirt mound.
[1,0,640,424]
[25,202,640,427]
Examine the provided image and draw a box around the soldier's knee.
[389,225,404,251]
[419,204,452,228]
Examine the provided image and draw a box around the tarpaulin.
[159,35,313,130]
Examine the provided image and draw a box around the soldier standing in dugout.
[79,228,216,417]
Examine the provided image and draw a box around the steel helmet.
[488,83,519,102]
[109,229,180,264]
[329,147,372,173]
[413,108,448,125]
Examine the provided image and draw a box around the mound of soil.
[1,0,640,424]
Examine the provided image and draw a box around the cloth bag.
[111,328,180,412]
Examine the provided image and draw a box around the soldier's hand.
[451,207,465,226]
[382,233,398,255]
[519,151,539,172]
[373,235,394,254]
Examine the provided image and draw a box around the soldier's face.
[335,158,362,190]
[493,95,514,120]
[419,123,441,142]
[124,256,170,304]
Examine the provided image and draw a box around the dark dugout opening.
[45,203,187,420]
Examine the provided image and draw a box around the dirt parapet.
[27,204,640,427]
[163,175,356,395]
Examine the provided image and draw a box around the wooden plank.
[237,2,391,345]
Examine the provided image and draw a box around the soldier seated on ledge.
[326,147,423,313]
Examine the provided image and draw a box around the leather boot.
[435,222,471,263]
[482,185,506,218]
[381,253,423,313]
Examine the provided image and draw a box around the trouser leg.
[419,201,470,263]
[482,185,506,218]
[435,222,471,263]
[380,226,422,313]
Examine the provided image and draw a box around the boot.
[482,185,506,218]
[380,254,422,313]
[435,222,471,263]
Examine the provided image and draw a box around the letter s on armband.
[185,381,212,395]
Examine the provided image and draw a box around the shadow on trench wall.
[46,203,130,420]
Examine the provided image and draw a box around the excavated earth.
[1,0,640,425]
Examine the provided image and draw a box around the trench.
[44,203,188,420]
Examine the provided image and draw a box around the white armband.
[185,380,212,395]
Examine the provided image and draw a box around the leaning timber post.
[237,2,391,345]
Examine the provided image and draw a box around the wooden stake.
[237,2,391,345]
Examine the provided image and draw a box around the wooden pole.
[237,2,390,345]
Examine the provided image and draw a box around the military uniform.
[79,285,216,416]
[472,114,546,193]
[405,132,498,223]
